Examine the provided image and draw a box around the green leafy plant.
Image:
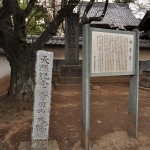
[20,1,50,35]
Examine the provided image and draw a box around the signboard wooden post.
[82,24,139,150]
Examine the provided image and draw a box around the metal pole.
[128,29,139,138]
[81,24,90,150]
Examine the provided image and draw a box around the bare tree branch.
[81,0,95,23]
[61,0,68,8]
[23,0,37,18]
[0,0,11,19]
[88,0,109,23]
[80,0,109,24]
[8,0,22,13]
[0,0,13,30]
[7,0,26,42]
[25,5,46,28]
[30,0,80,52]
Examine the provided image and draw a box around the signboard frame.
[82,24,139,150]
[89,27,136,77]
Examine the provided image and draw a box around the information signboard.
[90,29,136,76]
[82,25,139,150]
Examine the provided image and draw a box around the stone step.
[58,77,82,84]
[53,76,130,90]
[140,76,150,82]
[140,76,150,88]
[55,84,82,90]
[61,65,82,77]
[140,82,150,88]
[55,83,101,90]
[52,75,59,82]
[142,71,150,76]
[57,76,130,84]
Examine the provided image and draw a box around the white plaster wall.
[0,56,11,79]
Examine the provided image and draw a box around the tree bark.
[0,27,34,102]
[0,0,81,110]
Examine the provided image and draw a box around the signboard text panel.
[91,30,135,76]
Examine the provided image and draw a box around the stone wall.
[140,60,150,88]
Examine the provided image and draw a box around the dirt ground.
[0,76,150,150]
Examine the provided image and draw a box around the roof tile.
[140,39,150,48]
[79,2,140,29]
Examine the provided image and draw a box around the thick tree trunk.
[0,28,35,110]
[0,0,81,111]
[8,53,35,101]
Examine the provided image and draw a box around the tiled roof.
[26,35,39,43]
[140,39,150,48]
[26,35,83,45]
[1,37,150,55]
[79,2,140,29]
[27,35,150,48]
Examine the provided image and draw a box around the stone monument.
[61,13,82,77]
[18,50,59,150]
[31,50,53,150]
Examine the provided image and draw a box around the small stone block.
[0,141,9,150]
[18,140,59,150]
[142,71,150,76]
[18,142,30,150]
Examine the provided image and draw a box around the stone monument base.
[140,71,150,88]
[61,65,82,77]
[18,140,59,150]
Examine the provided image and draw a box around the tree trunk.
[0,28,35,110]
[0,0,80,111]
[8,51,35,101]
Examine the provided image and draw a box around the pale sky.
[129,0,150,19]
